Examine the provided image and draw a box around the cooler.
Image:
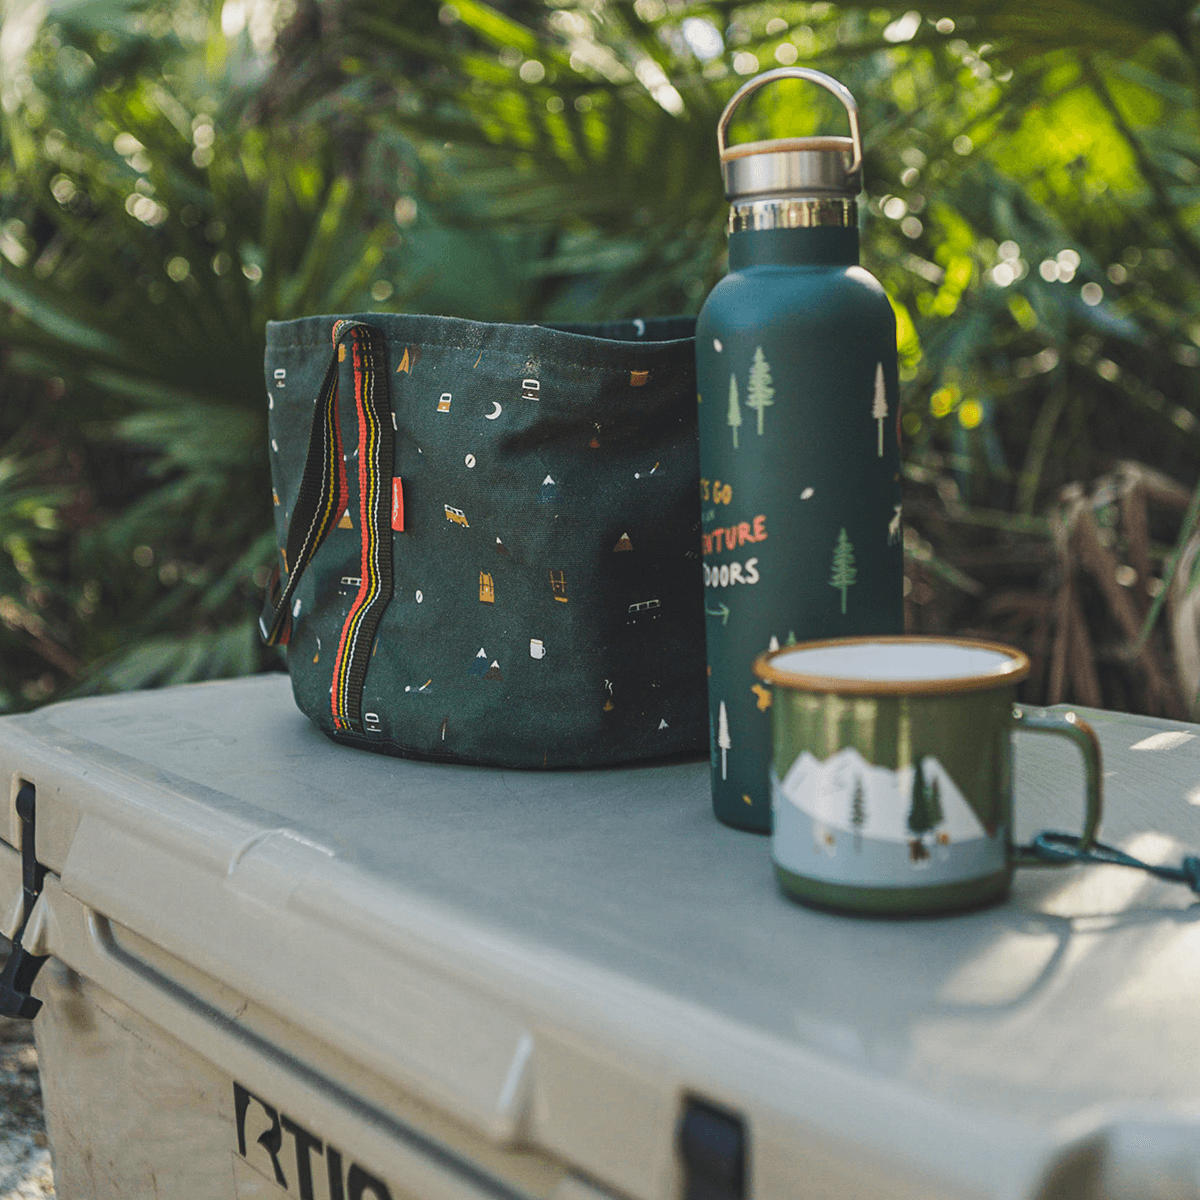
[1,675,1200,1199]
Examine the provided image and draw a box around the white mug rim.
[754,635,1031,696]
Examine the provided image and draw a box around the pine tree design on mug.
[907,759,934,864]
[851,776,866,852]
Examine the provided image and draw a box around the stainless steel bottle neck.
[728,197,857,234]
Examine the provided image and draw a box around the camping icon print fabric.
[262,312,707,769]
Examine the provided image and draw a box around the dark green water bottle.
[696,68,904,833]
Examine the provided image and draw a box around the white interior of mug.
[769,639,1022,684]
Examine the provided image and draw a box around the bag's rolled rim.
[266,311,696,372]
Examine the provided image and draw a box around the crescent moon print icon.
[485,401,502,420]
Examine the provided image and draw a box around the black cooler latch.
[0,782,48,1020]
[679,1097,747,1200]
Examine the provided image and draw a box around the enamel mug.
[754,636,1103,915]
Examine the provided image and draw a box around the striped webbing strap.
[329,322,393,732]
[259,320,394,736]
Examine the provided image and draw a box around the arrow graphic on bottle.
[705,602,731,625]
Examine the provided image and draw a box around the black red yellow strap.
[259,319,394,737]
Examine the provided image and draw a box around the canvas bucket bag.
[260,312,708,768]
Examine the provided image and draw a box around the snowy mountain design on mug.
[778,746,990,868]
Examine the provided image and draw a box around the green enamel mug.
[753,636,1103,916]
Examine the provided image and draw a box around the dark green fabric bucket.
[261,312,707,768]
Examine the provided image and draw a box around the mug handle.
[1010,705,1103,866]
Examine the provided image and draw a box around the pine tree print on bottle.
[872,362,888,457]
[829,528,857,614]
[727,375,742,449]
[718,700,731,779]
[746,346,775,435]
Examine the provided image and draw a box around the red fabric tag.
[392,478,404,531]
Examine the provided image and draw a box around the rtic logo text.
[234,1081,393,1200]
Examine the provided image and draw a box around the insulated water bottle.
[696,68,904,832]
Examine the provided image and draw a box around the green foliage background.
[0,0,1198,715]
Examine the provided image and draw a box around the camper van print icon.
[444,505,469,527]
[626,598,661,624]
[338,576,362,595]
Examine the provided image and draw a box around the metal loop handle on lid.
[717,67,863,177]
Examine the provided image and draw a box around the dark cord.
[1022,832,1200,894]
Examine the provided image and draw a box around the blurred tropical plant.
[3,0,1200,719]
[259,0,1200,717]
[0,0,420,702]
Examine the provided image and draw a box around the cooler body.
[30,945,569,1200]
[3,677,1200,1200]
[34,962,241,1200]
